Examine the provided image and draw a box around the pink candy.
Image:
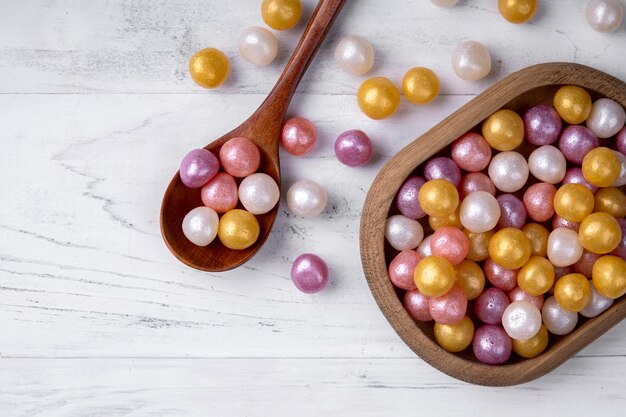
[430,227,469,266]
[429,286,467,324]
[219,137,261,177]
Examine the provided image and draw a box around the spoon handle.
[252,0,346,128]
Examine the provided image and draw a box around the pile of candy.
[386,85,626,364]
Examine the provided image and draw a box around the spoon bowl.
[161,0,345,272]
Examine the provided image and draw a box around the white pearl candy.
[547,227,584,267]
[334,35,375,76]
[502,301,542,341]
[182,206,219,246]
[528,145,567,184]
[385,214,424,251]
[580,280,614,318]
[459,191,501,233]
[612,150,626,186]
[586,98,626,138]
[542,296,578,336]
[488,151,529,193]
[238,173,280,215]
[238,26,278,66]
[585,0,624,33]
[417,235,434,258]
[287,180,327,218]
[451,40,492,81]
[432,0,460,7]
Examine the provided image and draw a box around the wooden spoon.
[360,63,626,386]
[161,0,346,272]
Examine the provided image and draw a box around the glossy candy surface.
[524,104,562,145]
[553,183,595,223]
[396,176,427,219]
[474,287,510,325]
[291,253,329,294]
[502,300,542,340]
[404,289,433,321]
[429,286,468,324]
[430,227,469,265]
[460,191,500,233]
[424,157,461,187]
[219,137,261,177]
[334,35,374,75]
[281,117,317,156]
[585,0,624,33]
[261,0,302,30]
[238,173,280,215]
[385,215,424,251]
[554,273,592,312]
[182,207,219,246]
[217,209,260,250]
[498,0,538,24]
[488,151,529,192]
[488,228,532,270]
[189,48,229,89]
[517,256,555,296]
[482,109,524,151]
[418,179,459,218]
[542,296,578,335]
[451,133,492,172]
[201,172,238,213]
[558,126,599,165]
[402,67,440,104]
[287,180,327,218]
[451,41,492,81]
[554,85,592,124]
[496,194,527,229]
[523,183,556,222]
[582,147,621,187]
[413,256,456,297]
[180,148,220,188]
[434,316,474,352]
[389,250,421,290]
[239,26,278,66]
[454,260,485,300]
[357,77,400,120]
[472,325,512,365]
[578,212,622,254]
[334,129,373,167]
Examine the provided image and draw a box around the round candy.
[547,227,583,267]
[287,179,327,218]
[523,183,556,223]
[281,117,317,156]
[482,109,524,151]
[554,265,575,280]
[582,147,621,187]
[528,145,567,184]
[417,235,434,258]
[261,0,302,30]
[580,280,614,318]
[498,0,538,24]
[611,218,626,259]
[238,173,280,215]
[385,215,424,251]
[558,126,599,165]
[402,67,440,104]
[496,194,527,229]
[488,151,529,193]
[432,0,460,6]
[451,132,492,172]
[512,324,549,359]
[428,208,462,231]
[219,137,261,177]
[418,179,459,217]
[423,157,461,187]
[586,98,626,138]
[454,260,485,300]
[201,172,238,213]
[488,228,532,270]
[434,316,474,353]
[430,227,469,266]
[334,35,375,75]
[553,183,595,223]
[238,26,278,66]
[429,286,467,324]
[574,250,601,278]
[517,256,555,296]
[552,214,580,232]
[502,300,542,341]
[585,0,624,33]
[522,223,550,257]
[218,209,260,250]
[396,176,427,219]
[542,296,578,336]
[554,85,592,124]
[464,229,493,262]
[474,287,510,325]
[357,77,400,120]
[180,148,220,188]
[413,255,456,297]
[484,258,518,291]
[460,191,500,233]
[458,172,496,200]
[472,325,512,365]
[508,286,544,310]
[291,253,329,294]
[334,129,373,167]
[617,126,626,154]
[562,167,598,193]
[612,151,626,186]
[182,206,219,246]
[592,255,626,299]
[389,250,421,290]
[554,273,591,312]
[524,104,562,145]
[578,212,621,254]
[189,48,229,89]
[451,40,492,81]
[403,289,433,321]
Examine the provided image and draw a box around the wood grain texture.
[1,0,626,414]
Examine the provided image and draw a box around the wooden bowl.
[360,63,626,386]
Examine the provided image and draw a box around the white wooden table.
[1,1,625,415]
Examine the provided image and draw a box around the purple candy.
[562,167,599,193]
[179,148,220,188]
[612,218,626,259]
[552,214,580,232]
[334,129,373,167]
[617,126,626,155]
[474,287,510,324]
[524,104,562,145]
[396,176,427,219]
[459,172,496,199]
[472,324,512,365]
[423,157,461,187]
[291,253,329,294]
[558,126,599,164]
[496,194,527,229]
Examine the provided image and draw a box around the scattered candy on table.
[261,0,302,30]
[334,129,373,167]
[402,67,440,104]
[189,47,230,89]
[450,40,492,81]
[334,35,375,76]
[280,116,318,156]
[291,253,329,293]
[498,0,538,24]
[357,77,401,120]
[585,0,624,33]
[239,26,279,66]
[287,179,328,218]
